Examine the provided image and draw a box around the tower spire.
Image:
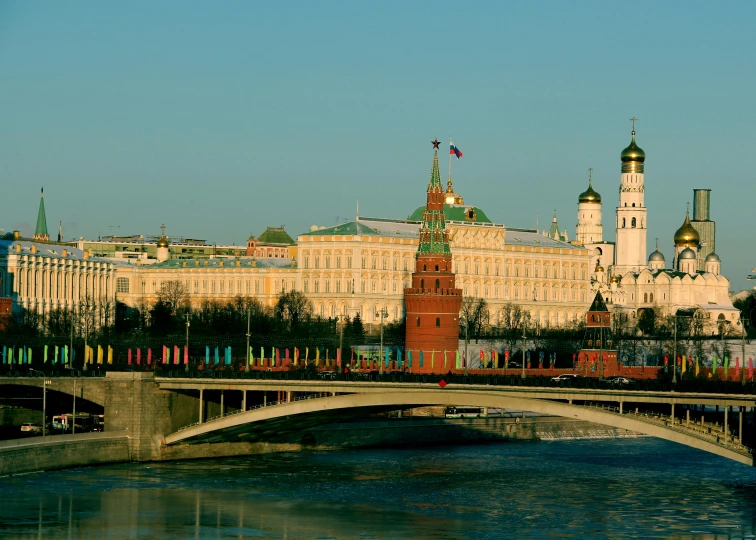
[418,145,450,255]
[34,187,49,241]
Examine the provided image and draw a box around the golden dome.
[578,184,601,204]
[620,131,646,163]
[157,224,169,248]
[673,211,700,247]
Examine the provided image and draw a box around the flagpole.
[448,136,453,187]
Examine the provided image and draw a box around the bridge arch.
[0,379,106,407]
[165,391,753,466]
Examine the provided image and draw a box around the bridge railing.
[0,368,105,379]
[579,401,753,457]
[4,366,756,396]
[175,392,327,433]
[152,369,756,396]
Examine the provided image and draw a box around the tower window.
[622,218,626,228]
[436,317,441,327]
[416,317,420,327]
[435,264,439,271]
[631,217,636,228]
[435,279,440,289]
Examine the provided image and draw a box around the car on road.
[507,361,523,369]
[550,374,581,382]
[20,423,43,434]
[317,371,338,380]
[605,376,636,386]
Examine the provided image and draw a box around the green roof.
[300,221,381,237]
[35,189,48,238]
[408,204,492,224]
[257,226,294,245]
[151,257,295,269]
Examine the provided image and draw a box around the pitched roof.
[588,290,609,312]
[257,226,294,245]
[300,221,384,237]
[408,204,492,223]
[35,190,48,238]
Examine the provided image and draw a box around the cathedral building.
[577,123,741,335]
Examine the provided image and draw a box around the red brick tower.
[404,140,462,373]
[578,290,618,378]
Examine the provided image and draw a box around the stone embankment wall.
[273,415,639,449]
[0,432,130,476]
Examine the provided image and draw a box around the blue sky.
[1,1,754,290]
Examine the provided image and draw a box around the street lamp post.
[245,309,251,373]
[464,317,469,376]
[521,321,527,380]
[672,316,678,385]
[741,315,749,386]
[72,378,77,435]
[599,322,604,382]
[376,307,388,374]
[185,312,191,372]
[42,380,52,437]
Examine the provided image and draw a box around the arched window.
[420,278,424,289]
[649,293,654,302]
[631,217,637,228]
[435,264,439,271]
[416,317,421,326]
[644,293,648,303]
[436,317,441,327]
[435,279,440,289]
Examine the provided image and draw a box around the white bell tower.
[576,168,603,245]
[614,118,648,276]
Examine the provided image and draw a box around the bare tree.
[460,297,489,343]
[77,295,99,343]
[498,302,530,354]
[157,280,189,315]
[275,290,313,328]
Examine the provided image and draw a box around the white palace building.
[2,126,742,336]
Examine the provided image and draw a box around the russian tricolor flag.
[450,143,463,159]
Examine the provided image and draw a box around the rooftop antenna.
[536,214,539,232]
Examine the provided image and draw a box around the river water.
[1,438,756,539]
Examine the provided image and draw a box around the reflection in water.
[1,438,756,539]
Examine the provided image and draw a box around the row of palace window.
[141,278,266,296]
[15,268,111,301]
[461,284,588,303]
[302,256,587,281]
[302,277,587,303]
[313,303,401,321]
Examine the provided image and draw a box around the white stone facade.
[0,239,116,319]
